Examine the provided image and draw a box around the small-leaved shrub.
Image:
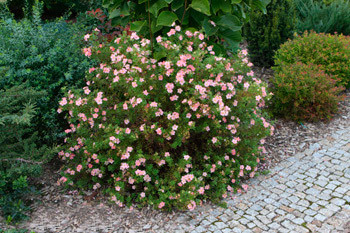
[57,27,273,211]
[244,0,296,67]
[0,2,95,144]
[274,31,350,88]
[271,62,345,121]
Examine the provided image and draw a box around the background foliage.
[294,0,350,35]
[244,0,295,67]
[101,0,271,55]
[5,0,102,19]
[0,1,95,145]
[0,81,50,223]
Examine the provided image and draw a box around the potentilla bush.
[274,31,350,88]
[57,27,273,211]
[271,62,345,121]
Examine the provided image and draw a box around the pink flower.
[164,152,170,157]
[198,187,205,194]
[158,160,166,166]
[187,200,196,211]
[198,33,204,40]
[167,29,176,37]
[125,128,131,134]
[184,155,190,160]
[156,36,162,43]
[59,97,67,106]
[76,164,82,172]
[158,202,165,209]
[165,83,174,93]
[212,137,217,143]
[242,184,249,191]
[156,128,162,135]
[120,163,129,171]
[84,34,90,41]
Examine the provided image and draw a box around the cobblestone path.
[6,124,350,233]
[167,128,350,233]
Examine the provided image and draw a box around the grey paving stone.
[215,222,228,230]
[292,217,304,225]
[314,213,327,222]
[331,198,346,206]
[304,209,317,216]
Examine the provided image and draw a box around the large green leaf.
[190,0,211,16]
[130,20,147,32]
[202,19,218,36]
[171,0,183,11]
[151,20,164,33]
[120,1,131,16]
[156,11,179,26]
[149,0,168,16]
[250,0,271,14]
[212,0,232,14]
[109,8,121,19]
[220,28,242,47]
[217,14,242,31]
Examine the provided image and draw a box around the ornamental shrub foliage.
[57,27,273,210]
[274,31,350,88]
[270,62,345,122]
[294,0,350,36]
[244,0,296,67]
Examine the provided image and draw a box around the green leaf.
[190,0,211,16]
[156,11,178,26]
[102,0,112,8]
[120,2,131,16]
[231,0,242,3]
[153,51,167,60]
[217,14,242,31]
[171,0,183,11]
[212,0,232,14]
[149,0,168,16]
[220,28,242,49]
[151,20,164,33]
[164,0,174,3]
[109,9,121,19]
[250,0,271,14]
[130,20,147,32]
[202,19,218,36]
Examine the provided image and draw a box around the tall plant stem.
[181,0,188,26]
[147,0,154,53]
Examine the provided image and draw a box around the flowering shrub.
[57,27,273,211]
[271,62,345,121]
[274,31,350,88]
